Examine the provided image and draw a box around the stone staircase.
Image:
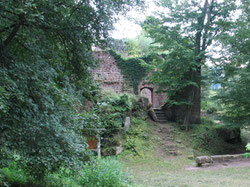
[153,108,167,123]
[158,125,179,156]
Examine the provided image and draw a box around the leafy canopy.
[0,0,144,177]
[215,0,250,126]
[142,0,237,105]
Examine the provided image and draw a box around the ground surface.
[121,120,250,187]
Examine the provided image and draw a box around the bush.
[1,158,133,187]
[95,91,133,134]
[0,161,34,187]
[123,118,153,157]
[191,117,244,155]
[45,167,79,187]
[244,143,250,158]
[206,106,217,114]
[78,158,131,187]
[0,60,91,178]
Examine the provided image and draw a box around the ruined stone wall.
[91,51,127,94]
[91,51,166,108]
[138,74,166,108]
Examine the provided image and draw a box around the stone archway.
[138,81,166,108]
[140,87,153,105]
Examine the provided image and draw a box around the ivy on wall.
[108,50,155,94]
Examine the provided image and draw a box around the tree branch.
[0,24,16,34]
[202,0,214,51]
[69,1,85,20]
[0,13,25,57]
[195,0,209,54]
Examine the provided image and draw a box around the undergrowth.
[0,157,133,187]
[180,117,245,155]
[121,118,156,159]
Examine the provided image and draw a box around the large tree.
[143,0,237,128]
[0,0,143,176]
[215,0,250,127]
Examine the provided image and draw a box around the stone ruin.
[91,50,166,108]
[91,50,130,94]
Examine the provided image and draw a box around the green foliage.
[0,0,144,178]
[80,90,147,155]
[214,67,250,127]
[0,60,92,177]
[95,91,133,134]
[45,167,79,187]
[210,0,250,127]
[123,117,154,157]
[0,161,34,187]
[244,143,250,158]
[125,35,156,57]
[78,158,131,187]
[246,143,250,151]
[109,50,154,93]
[215,66,250,126]
[201,90,222,114]
[190,117,243,155]
[141,0,238,124]
[1,158,133,187]
[144,45,198,107]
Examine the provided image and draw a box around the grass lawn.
[124,156,250,187]
[119,119,250,187]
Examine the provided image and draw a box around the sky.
[111,0,157,39]
[111,0,240,40]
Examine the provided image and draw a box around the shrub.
[0,161,34,186]
[191,117,243,155]
[45,167,79,187]
[123,118,152,157]
[78,158,131,187]
[95,91,133,134]
[206,106,217,114]
[244,143,250,158]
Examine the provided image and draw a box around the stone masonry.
[91,50,127,94]
[91,50,165,108]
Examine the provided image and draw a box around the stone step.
[157,118,167,121]
[155,115,166,118]
[153,108,163,111]
[165,146,176,150]
[168,150,178,156]
[167,148,177,151]
[155,113,166,117]
[158,121,167,123]
[164,136,174,139]
[164,138,174,142]
[155,111,165,114]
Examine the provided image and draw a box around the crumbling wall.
[91,51,166,108]
[91,51,126,94]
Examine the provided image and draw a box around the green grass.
[125,159,250,187]
[120,118,250,187]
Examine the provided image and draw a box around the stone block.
[124,117,131,131]
[211,155,224,162]
[196,156,213,167]
[202,163,213,167]
[116,146,124,155]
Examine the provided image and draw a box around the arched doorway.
[140,87,153,105]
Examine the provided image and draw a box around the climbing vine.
[109,50,154,94]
